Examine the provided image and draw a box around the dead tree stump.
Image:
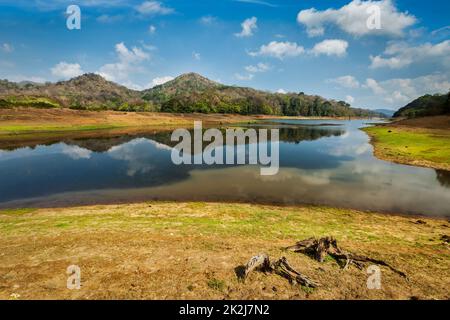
[240,254,319,288]
[285,236,408,280]
[271,257,318,288]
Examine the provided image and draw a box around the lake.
[0,119,449,216]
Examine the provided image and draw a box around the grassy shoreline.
[0,108,258,135]
[0,107,379,135]
[363,116,450,171]
[0,107,380,149]
[1,201,448,300]
[0,108,261,148]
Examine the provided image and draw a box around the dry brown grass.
[392,115,450,130]
[0,107,259,132]
[0,108,377,149]
[0,108,262,148]
[0,202,448,300]
[0,107,377,135]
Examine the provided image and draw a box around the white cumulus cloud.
[364,74,450,106]
[51,62,84,79]
[235,17,258,37]
[136,1,174,16]
[345,95,355,104]
[150,76,174,87]
[310,39,348,57]
[97,42,150,83]
[249,41,305,59]
[245,62,270,73]
[369,40,450,69]
[328,75,360,88]
[365,78,385,94]
[297,0,416,37]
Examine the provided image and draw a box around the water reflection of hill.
[0,126,345,153]
[64,127,345,152]
[278,127,344,144]
[65,131,174,152]
[436,170,450,188]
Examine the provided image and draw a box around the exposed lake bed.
[1,201,449,300]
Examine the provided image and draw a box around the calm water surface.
[0,119,449,216]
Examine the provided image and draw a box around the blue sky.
[0,0,449,110]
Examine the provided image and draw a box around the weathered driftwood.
[271,257,318,288]
[240,254,318,288]
[243,253,271,278]
[285,236,408,280]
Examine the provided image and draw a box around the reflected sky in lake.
[0,120,449,217]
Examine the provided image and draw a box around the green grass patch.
[363,126,450,167]
[0,204,413,249]
[207,278,226,291]
[300,285,315,294]
[0,208,36,216]
[0,96,60,109]
[55,222,71,228]
[0,124,124,134]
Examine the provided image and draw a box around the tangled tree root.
[441,235,450,244]
[238,253,318,288]
[285,236,408,280]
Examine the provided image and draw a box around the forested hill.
[394,92,450,118]
[0,74,143,110]
[142,73,382,117]
[374,109,396,118]
[0,72,383,117]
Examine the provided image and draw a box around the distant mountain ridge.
[374,109,396,118]
[0,72,383,117]
[394,92,450,118]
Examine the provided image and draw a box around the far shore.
[0,107,382,134]
[0,107,384,148]
[363,116,450,171]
